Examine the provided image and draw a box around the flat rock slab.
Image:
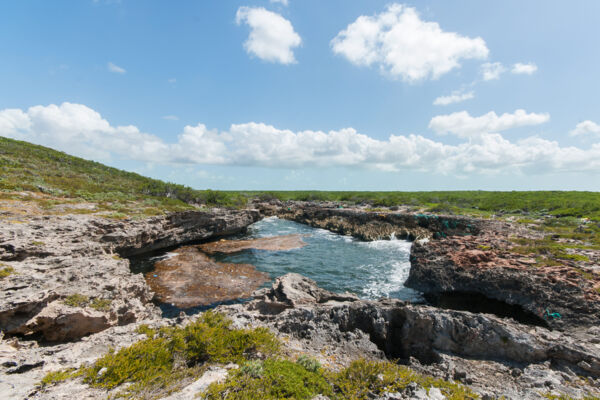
[197,234,307,254]
[146,246,269,308]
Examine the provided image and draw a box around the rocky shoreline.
[1,201,599,399]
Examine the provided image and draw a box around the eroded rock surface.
[219,273,600,399]
[147,246,269,308]
[407,231,600,329]
[0,209,260,341]
[275,203,482,241]
[197,234,307,254]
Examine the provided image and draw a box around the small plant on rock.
[0,265,15,279]
[296,355,321,373]
[63,293,89,307]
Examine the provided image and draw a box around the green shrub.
[79,311,280,398]
[329,359,478,400]
[205,359,332,400]
[0,266,15,278]
[39,369,81,387]
[240,360,264,378]
[296,355,321,373]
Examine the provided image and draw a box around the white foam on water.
[362,260,412,299]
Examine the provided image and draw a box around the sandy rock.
[148,246,269,308]
[197,234,307,254]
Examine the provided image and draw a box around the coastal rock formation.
[406,231,600,329]
[147,246,269,308]
[0,209,260,341]
[197,234,307,254]
[275,203,482,241]
[220,273,600,399]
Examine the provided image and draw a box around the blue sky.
[1,0,600,190]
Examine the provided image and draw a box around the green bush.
[296,355,321,373]
[0,265,15,278]
[205,359,332,400]
[79,311,280,398]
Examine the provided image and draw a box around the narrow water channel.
[213,217,421,301]
[129,216,422,305]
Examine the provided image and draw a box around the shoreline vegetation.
[2,136,600,220]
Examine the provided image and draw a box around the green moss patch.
[63,294,90,307]
[0,265,15,278]
[63,294,112,310]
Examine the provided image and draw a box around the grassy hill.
[0,136,247,216]
[1,135,600,221]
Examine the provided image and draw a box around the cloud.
[512,62,538,75]
[2,103,599,176]
[107,62,126,74]
[433,91,474,106]
[570,120,600,137]
[236,7,301,65]
[429,109,550,138]
[481,62,505,81]
[330,4,488,82]
[270,0,288,6]
[168,78,176,84]
[162,115,179,121]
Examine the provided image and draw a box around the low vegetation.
[39,312,478,399]
[0,265,15,278]
[41,312,280,398]
[63,294,112,310]
[3,137,600,221]
[206,358,478,400]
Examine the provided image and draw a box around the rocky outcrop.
[275,203,483,241]
[0,209,260,342]
[148,246,269,308]
[197,234,307,254]
[220,273,600,399]
[272,202,600,331]
[406,232,600,330]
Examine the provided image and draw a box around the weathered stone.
[0,209,261,341]
[197,234,307,254]
[147,246,269,308]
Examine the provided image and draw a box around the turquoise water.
[213,217,421,301]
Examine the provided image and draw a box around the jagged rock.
[275,204,482,241]
[406,233,600,329]
[251,273,359,311]
[0,209,261,342]
[219,273,600,399]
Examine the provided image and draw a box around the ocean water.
[213,217,421,301]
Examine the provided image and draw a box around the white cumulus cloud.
[107,62,126,74]
[330,4,489,82]
[2,103,599,176]
[512,62,538,75]
[433,91,474,106]
[429,109,550,138]
[481,62,505,81]
[236,7,301,65]
[570,120,600,137]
